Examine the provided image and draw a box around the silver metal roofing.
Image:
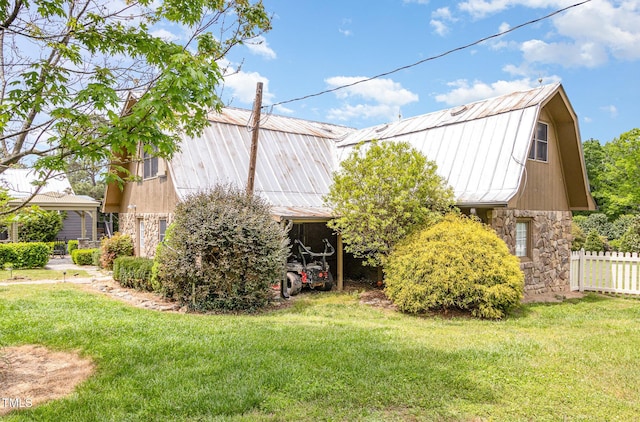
[0,168,73,198]
[337,83,563,206]
[170,108,355,219]
[0,169,100,210]
[168,83,576,217]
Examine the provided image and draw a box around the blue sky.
[216,0,640,143]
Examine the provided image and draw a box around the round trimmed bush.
[584,229,605,252]
[384,214,524,319]
[619,216,640,253]
[154,185,289,312]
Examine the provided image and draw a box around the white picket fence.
[570,250,640,294]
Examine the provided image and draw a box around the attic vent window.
[450,105,468,116]
[528,122,548,162]
[375,124,389,133]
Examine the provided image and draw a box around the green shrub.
[0,242,50,269]
[113,256,154,291]
[100,232,134,270]
[67,240,79,254]
[619,217,640,253]
[13,206,64,242]
[574,213,613,240]
[610,214,637,240]
[384,214,524,319]
[92,249,101,266]
[154,185,289,312]
[571,222,586,251]
[72,248,98,265]
[584,230,605,252]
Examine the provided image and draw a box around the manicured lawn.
[1,284,640,421]
[0,269,91,282]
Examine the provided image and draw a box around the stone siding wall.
[118,212,173,258]
[489,209,572,294]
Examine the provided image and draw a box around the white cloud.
[150,29,180,42]
[600,104,618,117]
[245,35,276,60]
[432,7,454,20]
[430,19,450,36]
[553,0,640,62]
[430,7,457,36]
[458,0,640,67]
[521,39,608,67]
[324,76,419,122]
[433,77,560,105]
[327,103,404,122]
[340,18,353,36]
[222,69,274,106]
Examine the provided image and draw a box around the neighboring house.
[0,169,100,242]
[103,83,595,294]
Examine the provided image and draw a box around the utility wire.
[266,0,591,110]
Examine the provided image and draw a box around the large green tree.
[583,129,640,218]
[66,156,108,200]
[325,140,454,268]
[0,0,270,202]
[600,129,640,218]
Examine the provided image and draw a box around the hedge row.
[0,242,50,269]
[71,248,99,265]
[113,257,154,292]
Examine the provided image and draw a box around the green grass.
[0,269,91,282]
[1,285,640,421]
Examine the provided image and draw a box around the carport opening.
[286,222,377,288]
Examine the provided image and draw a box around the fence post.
[578,248,585,292]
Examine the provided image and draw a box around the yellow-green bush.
[384,214,524,319]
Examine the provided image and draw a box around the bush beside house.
[153,185,289,312]
[113,257,154,291]
[100,232,134,269]
[384,215,524,319]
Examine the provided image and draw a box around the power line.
[267,0,591,110]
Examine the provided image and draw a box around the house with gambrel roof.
[103,83,595,294]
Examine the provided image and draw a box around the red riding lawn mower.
[280,238,335,298]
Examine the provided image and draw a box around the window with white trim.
[528,122,548,162]
[138,219,145,256]
[515,221,530,258]
[159,219,167,242]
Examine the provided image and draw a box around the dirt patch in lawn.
[358,288,398,310]
[0,345,94,416]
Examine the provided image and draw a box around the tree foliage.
[0,0,270,197]
[12,206,64,242]
[583,130,640,218]
[154,185,289,312]
[325,141,454,267]
[66,156,108,200]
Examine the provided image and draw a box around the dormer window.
[143,147,158,179]
[528,122,548,162]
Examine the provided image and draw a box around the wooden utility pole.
[246,82,263,195]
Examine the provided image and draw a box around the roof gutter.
[455,202,509,209]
